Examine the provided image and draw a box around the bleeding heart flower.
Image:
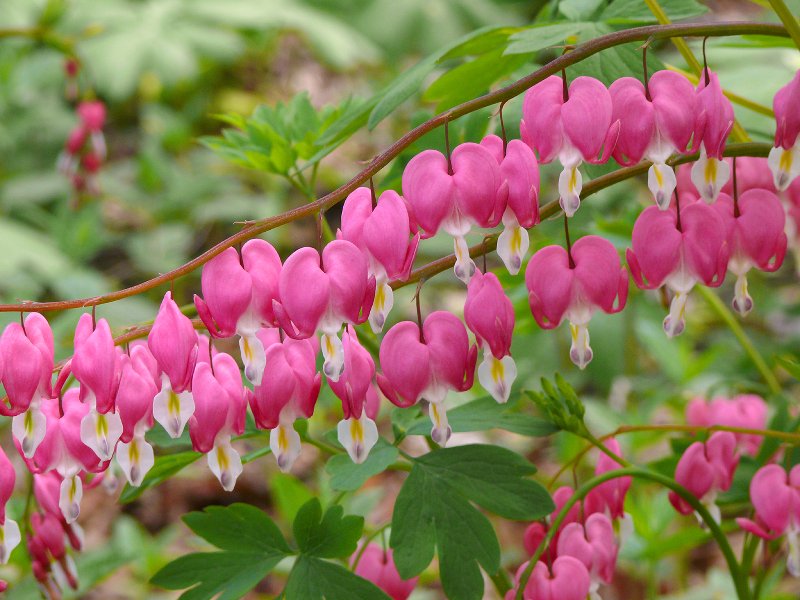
[464,270,517,403]
[76,100,106,160]
[557,513,618,597]
[148,292,198,439]
[339,187,420,332]
[115,346,158,486]
[525,235,628,369]
[274,240,375,382]
[712,189,786,315]
[194,239,282,385]
[769,70,800,191]
[353,543,417,600]
[610,71,696,208]
[686,395,767,455]
[189,352,247,491]
[509,556,592,600]
[669,431,738,523]
[329,326,379,464]
[250,329,321,472]
[521,75,619,217]
[378,311,477,446]
[480,135,540,274]
[72,314,123,461]
[0,447,20,566]
[627,198,729,337]
[524,486,582,565]
[584,438,632,524]
[691,70,735,203]
[737,464,800,576]
[2,314,54,458]
[402,142,502,283]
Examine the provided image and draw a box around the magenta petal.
[572,236,627,314]
[402,150,455,235]
[379,321,430,406]
[0,324,43,415]
[610,77,654,165]
[72,315,120,413]
[328,327,375,418]
[148,292,198,393]
[242,239,282,326]
[339,187,373,252]
[734,189,787,271]
[696,71,735,159]
[525,245,573,328]
[562,76,613,162]
[680,202,729,286]
[774,70,800,149]
[650,70,697,155]
[424,311,474,392]
[451,142,502,227]
[464,271,515,359]
[278,247,330,338]
[502,140,540,227]
[363,191,417,280]
[629,206,683,289]
[522,76,565,163]
[323,240,371,327]
[197,247,251,337]
[189,362,228,453]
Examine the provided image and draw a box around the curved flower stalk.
[691,70,735,203]
[193,239,282,385]
[339,187,419,332]
[737,464,800,577]
[464,270,517,403]
[627,196,729,337]
[521,75,619,217]
[148,292,199,439]
[249,329,321,472]
[115,345,158,486]
[480,134,540,274]
[713,189,786,315]
[328,326,379,463]
[353,543,417,600]
[274,240,375,382]
[525,235,628,369]
[189,352,247,490]
[769,70,800,191]
[378,311,477,446]
[610,70,696,208]
[669,431,738,524]
[1,313,54,458]
[402,141,502,283]
[72,314,123,462]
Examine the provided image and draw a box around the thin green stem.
[489,568,513,597]
[696,286,781,395]
[769,0,800,49]
[351,522,391,571]
[516,467,749,600]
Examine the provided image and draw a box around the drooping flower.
[687,395,767,455]
[768,70,800,190]
[249,329,321,472]
[378,311,477,446]
[737,464,800,576]
[72,314,123,461]
[480,134,540,273]
[189,352,247,490]
[148,292,198,438]
[627,197,729,337]
[584,439,632,523]
[524,486,582,564]
[610,70,697,208]
[353,543,418,600]
[525,235,628,369]
[712,189,786,315]
[328,326,379,464]
[274,240,375,382]
[691,70,735,203]
[339,187,420,332]
[669,431,738,523]
[464,270,516,403]
[508,556,592,600]
[402,142,502,283]
[1,313,54,457]
[115,345,158,486]
[193,239,282,384]
[557,513,618,599]
[0,447,20,565]
[521,75,619,217]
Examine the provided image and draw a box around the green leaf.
[505,22,601,55]
[559,0,603,21]
[777,355,800,380]
[438,26,522,61]
[390,445,553,599]
[151,504,292,600]
[292,499,364,559]
[182,504,292,555]
[368,55,439,129]
[600,0,708,23]
[326,439,400,491]
[272,473,315,525]
[284,556,391,600]
[405,396,557,437]
[119,451,201,504]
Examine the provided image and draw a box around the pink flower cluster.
[509,440,631,600]
[57,100,107,196]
